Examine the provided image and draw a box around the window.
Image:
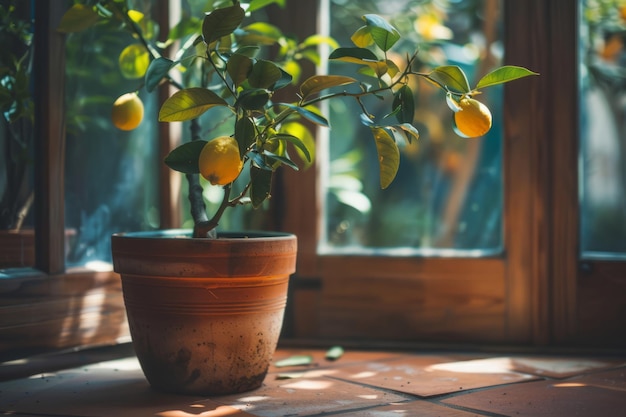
[1,0,625,360]
[579,0,626,258]
[322,0,505,254]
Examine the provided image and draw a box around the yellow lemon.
[198,136,243,185]
[454,97,492,138]
[111,92,144,131]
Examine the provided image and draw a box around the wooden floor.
[0,343,625,417]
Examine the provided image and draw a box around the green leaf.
[237,88,270,110]
[395,123,420,144]
[250,165,273,208]
[325,346,344,361]
[427,65,471,94]
[302,34,340,50]
[145,57,175,92]
[271,134,311,162]
[248,0,286,13]
[235,116,255,158]
[371,126,400,189]
[392,85,414,124]
[299,75,357,101]
[274,355,314,367]
[248,60,282,89]
[362,14,400,51]
[279,103,329,127]
[279,122,316,169]
[57,4,100,33]
[476,65,539,90]
[241,22,283,44]
[159,88,228,122]
[234,45,261,58]
[273,67,294,90]
[202,4,245,44]
[264,151,299,170]
[227,53,253,87]
[329,47,379,64]
[350,26,375,48]
[164,140,207,174]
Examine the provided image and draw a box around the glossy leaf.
[271,133,311,163]
[279,103,329,127]
[300,75,357,101]
[264,151,299,170]
[427,65,470,94]
[235,116,255,158]
[159,88,228,122]
[248,60,282,89]
[371,126,400,189]
[279,122,316,168]
[328,47,380,64]
[350,26,375,48]
[250,165,273,208]
[395,123,420,144]
[476,65,539,90]
[237,89,270,110]
[202,4,245,44]
[273,67,294,90]
[227,53,253,87]
[393,85,414,124]
[362,14,400,51]
[145,57,175,92]
[164,140,207,174]
[57,4,100,33]
[234,45,261,58]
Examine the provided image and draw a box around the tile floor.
[0,344,625,417]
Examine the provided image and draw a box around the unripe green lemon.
[198,136,243,185]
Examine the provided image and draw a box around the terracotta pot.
[0,229,35,268]
[110,229,297,395]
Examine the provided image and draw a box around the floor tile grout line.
[431,400,512,417]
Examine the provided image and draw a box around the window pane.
[64,3,160,266]
[579,1,626,258]
[321,0,504,255]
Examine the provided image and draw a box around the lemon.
[111,92,144,131]
[454,97,492,138]
[198,136,243,185]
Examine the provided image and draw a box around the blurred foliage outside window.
[0,1,34,232]
[580,0,626,258]
[321,0,505,255]
[64,0,160,265]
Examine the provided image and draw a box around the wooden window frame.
[278,0,625,349]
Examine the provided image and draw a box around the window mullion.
[33,1,67,274]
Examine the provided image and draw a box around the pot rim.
[111,229,296,241]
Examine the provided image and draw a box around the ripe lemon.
[199,136,243,185]
[111,92,144,131]
[454,97,492,138]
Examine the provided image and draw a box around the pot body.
[111,229,297,395]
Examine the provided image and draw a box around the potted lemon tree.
[59,0,536,395]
